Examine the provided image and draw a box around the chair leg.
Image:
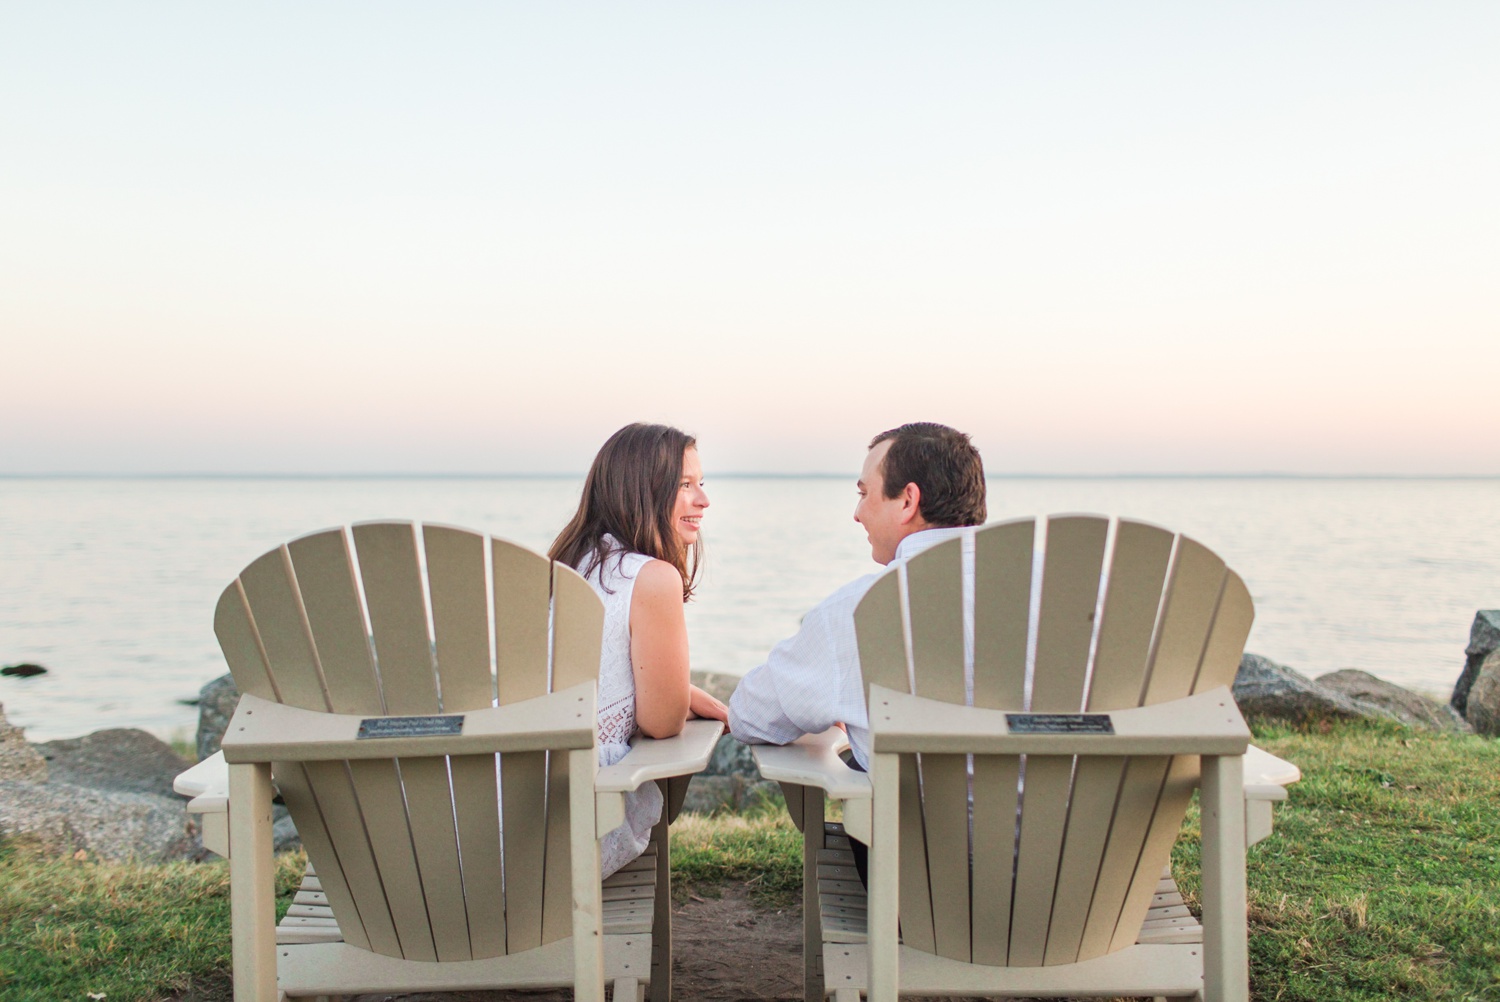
[649,799,672,1002]
[1201,754,1248,1002]
[229,763,278,1002]
[800,786,826,1002]
[612,976,640,1001]
[867,754,901,1002]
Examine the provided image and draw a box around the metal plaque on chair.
[358,715,464,739]
[1005,713,1114,734]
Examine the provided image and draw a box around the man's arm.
[728,584,869,748]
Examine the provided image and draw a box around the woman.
[549,423,729,876]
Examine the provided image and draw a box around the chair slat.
[399,757,472,961]
[1031,517,1109,713]
[287,529,382,715]
[969,755,1020,965]
[214,582,279,701]
[348,759,438,961]
[238,547,328,711]
[856,571,909,700]
[272,761,372,952]
[451,753,506,958]
[1142,537,1226,705]
[906,537,965,706]
[897,755,936,954]
[352,522,439,715]
[1008,755,1073,966]
[1108,755,1200,953]
[541,749,574,944]
[1194,570,1254,693]
[552,562,604,694]
[492,538,552,705]
[300,759,403,956]
[1075,755,1171,959]
[920,753,971,960]
[972,519,1034,711]
[501,750,547,953]
[1042,756,1128,965]
[1088,520,1174,712]
[423,525,494,712]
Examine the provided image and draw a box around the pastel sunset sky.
[4,3,1496,475]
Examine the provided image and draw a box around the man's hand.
[688,684,729,722]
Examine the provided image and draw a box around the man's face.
[854,440,910,565]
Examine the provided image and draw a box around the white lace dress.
[578,539,666,878]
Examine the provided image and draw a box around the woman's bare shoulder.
[633,558,684,599]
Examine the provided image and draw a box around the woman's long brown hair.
[549,423,701,601]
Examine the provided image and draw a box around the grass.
[668,794,804,907]
[0,843,303,1002]
[1,721,1496,1000]
[1173,719,1500,1001]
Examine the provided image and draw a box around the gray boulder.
[0,706,199,861]
[0,701,47,783]
[196,672,241,761]
[1317,669,1471,733]
[1464,648,1500,737]
[1451,610,1500,719]
[0,777,197,862]
[38,728,191,796]
[1233,653,1386,723]
[690,669,739,705]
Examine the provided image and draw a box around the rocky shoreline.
[4,610,1498,864]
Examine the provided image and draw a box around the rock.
[1464,648,1500,738]
[38,728,190,797]
[1451,610,1500,718]
[1233,653,1396,724]
[679,775,781,815]
[196,672,241,762]
[1,662,48,677]
[0,703,47,782]
[690,669,739,705]
[703,734,759,779]
[0,704,200,862]
[0,778,197,862]
[1317,670,1471,733]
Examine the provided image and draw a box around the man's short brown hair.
[869,422,986,527]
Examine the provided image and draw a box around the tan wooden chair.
[754,515,1300,1002]
[174,521,721,1002]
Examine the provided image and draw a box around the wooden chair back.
[213,521,603,962]
[853,516,1253,966]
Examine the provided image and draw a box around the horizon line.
[3,471,1498,481]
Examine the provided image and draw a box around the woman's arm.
[689,684,729,721]
[629,559,693,738]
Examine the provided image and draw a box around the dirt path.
[348,884,806,1002]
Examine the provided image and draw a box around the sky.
[3,3,1497,476]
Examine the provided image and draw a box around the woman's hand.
[688,684,729,722]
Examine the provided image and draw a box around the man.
[728,421,987,772]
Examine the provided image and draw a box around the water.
[1,476,1496,742]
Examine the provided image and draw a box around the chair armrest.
[595,719,725,794]
[869,685,1250,756]
[174,750,230,800]
[221,683,596,763]
[1245,744,1301,788]
[593,719,723,837]
[750,728,872,801]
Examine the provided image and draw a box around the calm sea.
[1,476,1496,742]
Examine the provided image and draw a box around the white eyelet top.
[578,536,666,878]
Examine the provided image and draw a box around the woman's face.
[671,446,709,545]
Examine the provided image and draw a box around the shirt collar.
[892,525,974,563]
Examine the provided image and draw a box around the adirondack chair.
[753,515,1300,1002]
[174,521,722,1002]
